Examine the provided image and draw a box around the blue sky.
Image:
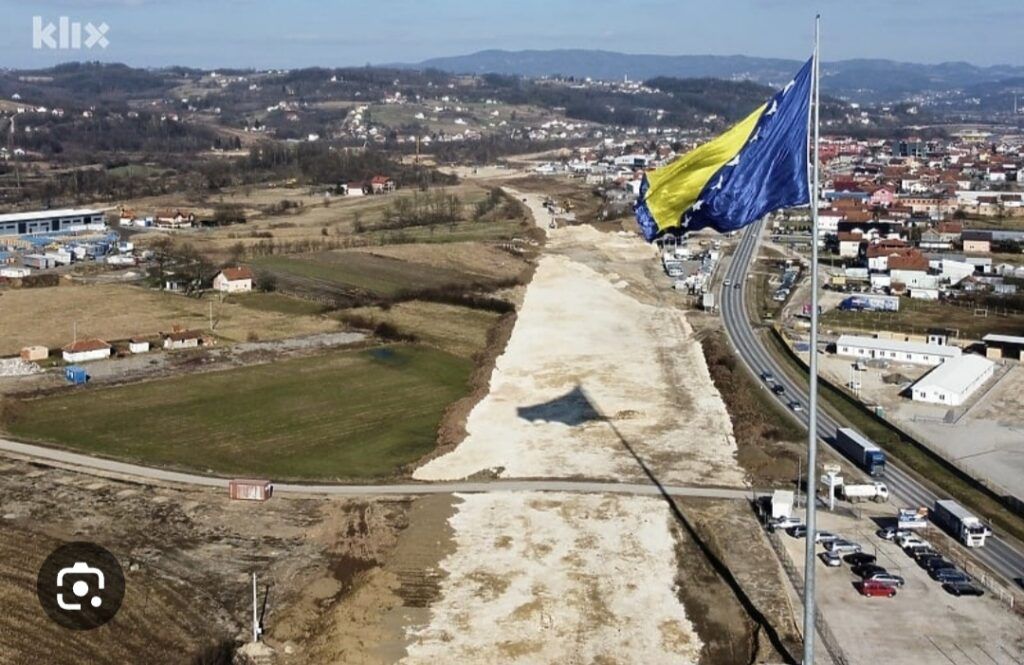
[0,0,1021,69]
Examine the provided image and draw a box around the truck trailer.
[931,500,991,548]
[834,428,886,476]
[840,482,890,503]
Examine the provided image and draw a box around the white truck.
[840,482,889,503]
[931,499,992,548]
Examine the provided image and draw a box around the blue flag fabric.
[637,57,813,238]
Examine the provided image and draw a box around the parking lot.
[778,508,1024,665]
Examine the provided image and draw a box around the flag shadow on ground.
[516,385,604,426]
[516,384,798,664]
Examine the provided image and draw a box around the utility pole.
[251,573,261,643]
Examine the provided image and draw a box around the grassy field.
[234,292,329,316]
[254,250,482,297]
[821,296,1024,339]
[0,284,337,356]
[340,301,504,358]
[6,345,472,480]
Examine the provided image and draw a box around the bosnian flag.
[634,58,813,240]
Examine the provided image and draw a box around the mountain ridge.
[391,49,1024,101]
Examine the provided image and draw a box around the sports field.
[5,345,472,480]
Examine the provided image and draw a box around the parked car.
[877,527,912,541]
[819,551,842,567]
[943,581,984,597]
[844,552,877,566]
[916,554,945,570]
[853,564,888,579]
[771,516,802,530]
[787,525,807,538]
[825,539,862,554]
[925,557,954,573]
[856,579,897,598]
[903,542,933,556]
[909,547,939,562]
[933,569,971,584]
[898,533,929,548]
[865,572,905,587]
[928,562,960,578]
[815,531,840,545]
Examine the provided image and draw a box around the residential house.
[962,230,992,254]
[213,266,254,293]
[155,209,196,229]
[129,338,150,354]
[870,187,895,208]
[62,338,111,363]
[838,231,863,259]
[866,240,909,271]
[369,175,396,194]
[162,329,204,350]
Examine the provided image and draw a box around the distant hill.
[399,49,1024,101]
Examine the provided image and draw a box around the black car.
[771,384,785,395]
[853,564,887,579]
[943,581,984,597]
[910,548,939,562]
[915,553,944,568]
[924,558,957,573]
[933,569,970,584]
[787,525,807,538]
[844,552,877,566]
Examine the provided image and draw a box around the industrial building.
[910,354,996,406]
[983,333,1024,361]
[835,334,961,366]
[0,209,106,236]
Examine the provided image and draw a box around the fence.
[945,546,1024,616]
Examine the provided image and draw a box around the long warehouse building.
[910,354,996,406]
[0,208,106,236]
[835,334,961,366]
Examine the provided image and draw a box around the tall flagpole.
[802,14,822,665]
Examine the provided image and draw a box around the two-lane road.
[719,218,1024,583]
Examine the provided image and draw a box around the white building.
[129,338,150,354]
[61,338,111,363]
[835,335,961,366]
[213,266,254,293]
[0,208,106,236]
[910,354,995,406]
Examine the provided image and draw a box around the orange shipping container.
[228,479,273,501]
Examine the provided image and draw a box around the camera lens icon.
[38,542,125,630]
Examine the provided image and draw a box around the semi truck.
[840,482,890,503]
[931,500,991,548]
[834,428,886,476]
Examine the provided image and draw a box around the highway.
[719,217,1024,584]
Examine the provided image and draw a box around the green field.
[6,345,472,480]
[254,251,473,297]
[234,292,329,316]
